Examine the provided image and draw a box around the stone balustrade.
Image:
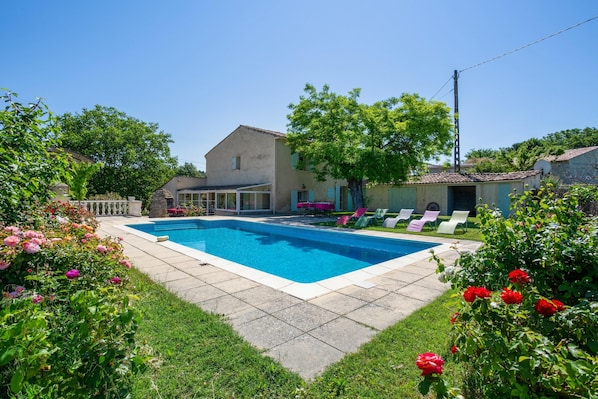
[76,197,142,217]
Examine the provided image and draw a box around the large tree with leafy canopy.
[286,84,454,208]
[58,106,178,206]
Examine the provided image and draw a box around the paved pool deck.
[97,215,480,380]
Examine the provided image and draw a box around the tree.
[68,161,103,202]
[465,148,499,159]
[286,84,453,208]
[0,91,68,224]
[175,162,205,177]
[58,106,178,206]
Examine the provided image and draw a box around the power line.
[429,74,453,100]
[460,15,598,73]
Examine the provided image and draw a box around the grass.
[129,267,463,398]
[315,211,483,241]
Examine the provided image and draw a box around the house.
[365,170,542,217]
[533,146,598,185]
[161,125,542,217]
[162,125,350,214]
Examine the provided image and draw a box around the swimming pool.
[125,219,440,283]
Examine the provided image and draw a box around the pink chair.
[349,207,368,220]
[336,215,351,226]
[406,210,440,232]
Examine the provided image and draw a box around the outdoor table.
[296,202,334,215]
[167,207,185,216]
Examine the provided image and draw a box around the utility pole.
[453,69,461,173]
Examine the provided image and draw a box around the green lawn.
[130,268,463,398]
[316,212,483,241]
[128,215,475,398]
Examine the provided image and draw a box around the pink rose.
[416,352,444,376]
[110,277,122,285]
[65,269,80,279]
[32,294,44,304]
[119,259,132,269]
[24,230,43,239]
[4,226,20,234]
[96,245,108,254]
[23,241,41,254]
[0,260,10,270]
[3,235,20,247]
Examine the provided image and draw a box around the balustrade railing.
[75,197,142,216]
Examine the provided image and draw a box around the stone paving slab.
[267,334,345,380]
[97,215,479,380]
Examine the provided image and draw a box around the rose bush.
[1,205,146,398]
[428,184,598,398]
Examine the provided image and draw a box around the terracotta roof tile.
[407,170,541,184]
[240,125,286,138]
[541,146,598,162]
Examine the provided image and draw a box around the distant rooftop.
[408,170,541,184]
[540,146,598,162]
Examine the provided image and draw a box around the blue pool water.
[127,219,439,283]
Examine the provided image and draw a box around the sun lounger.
[354,209,388,228]
[406,210,440,232]
[382,208,414,228]
[437,210,470,234]
[336,207,367,225]
[336,215,351,226]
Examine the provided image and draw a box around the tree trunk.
[347,178,365,209]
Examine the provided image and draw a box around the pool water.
[127,219,439,283]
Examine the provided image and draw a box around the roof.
[205,125,286,157]
[540,146,598,162]
[240,125,286,138]
[180,183,271,192]
[407,170,541,185]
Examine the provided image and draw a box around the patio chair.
[382,208,414,228]
[354,209,388,228]
[437,210,470,234]
[406,210,440,232]
[336,215,351,226]
[349,207,368,220]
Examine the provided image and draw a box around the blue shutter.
[335,186,341,210]
[291,153,299,170]
[291,190,298,211]
[308,191,315,202]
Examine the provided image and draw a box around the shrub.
[0,91,69,225]
[429,185,598,398]
[448,184,598,304]
[1,207,145,398]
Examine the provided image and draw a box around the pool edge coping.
[116,216,473,300]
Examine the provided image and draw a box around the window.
[297,190,309,202]
[178,192,199,206]
[291,153,312,171]
[232,156,241,170]
[240,192,271,211]
[217,193,237,210]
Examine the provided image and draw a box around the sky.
[3,1,598,171]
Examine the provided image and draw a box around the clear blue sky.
[3,1,597,171]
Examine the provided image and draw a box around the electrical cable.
[460,15,598,73]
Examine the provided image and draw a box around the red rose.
[463,287,477,302]
[475,286,492,299]
[552,299,565,312]
[535,298,565,317]
[464,286,492,302]
[451,345,458,354]
[416,352,444,376]
[508,269,531,284]
[500,288,523,304]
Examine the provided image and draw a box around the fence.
[76,197,142,217]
